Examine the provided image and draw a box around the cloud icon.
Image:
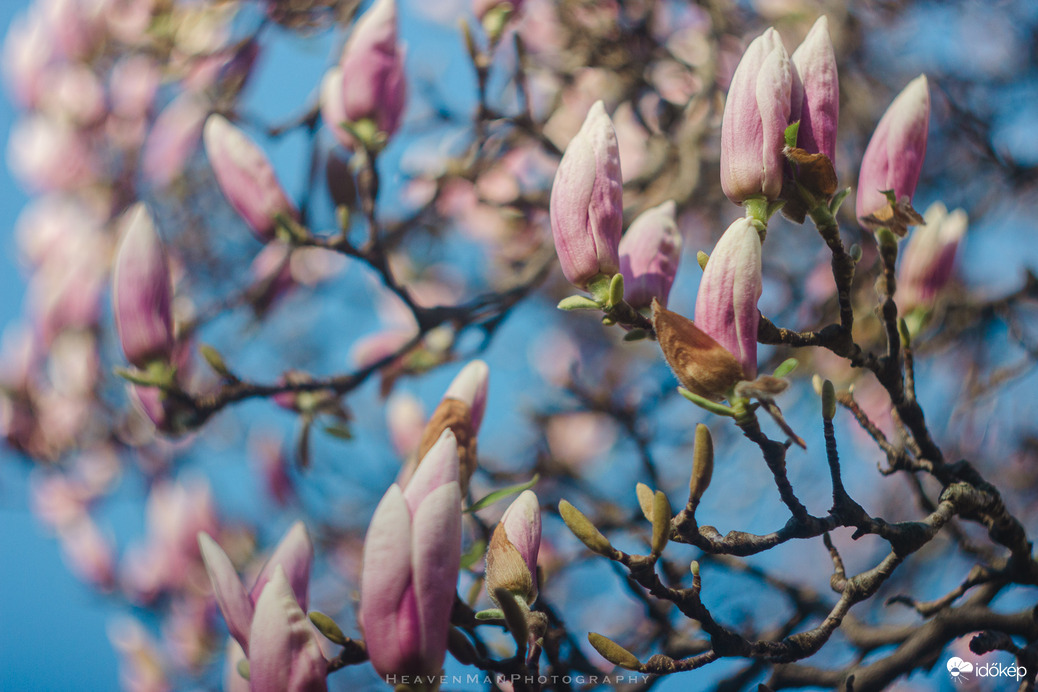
[947,657,975,677]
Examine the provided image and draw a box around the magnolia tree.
[4,0,1038,690]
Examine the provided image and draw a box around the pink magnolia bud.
[338,0,407,137]
[248,566,327,692]
[897,202,966,309]
[486,490,541,605]
[203,114,298,242]
[618,200,682,308]
[694,218,763,380]
[198,521,314,655]
[549,100,623,289]
[112,204,174,368]
[360,478,462,679]
[319,67,354,149]
[790,16,838,161]
[855,75,930,227]
[719,28,792,204]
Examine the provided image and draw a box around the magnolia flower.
[856,75,930,231]
[898,201,967,309]
[361,429,462,679]
[249,566,327,692]
[203,114,299,242]
[618,200,683,308]
[719,28,792,205]
[338,0,406,138]
[486,490,541,606]
[549,101,623,289]
[112,204,174,369]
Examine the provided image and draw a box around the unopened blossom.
[112,204,174,369]
[360,428,462,679]
[855,75,930,230]
[898,201,967,309]
[203,114,299,242]
[719,28,792,205]
[412,361,488,490]
[549,100,623,289]
[654,218,762,400]
[790,16,839,161]
[695,218,763,380]
[198,521,314,655]
[486,490,541,606]
[338,0,407,138]
[618,200,683,308]
[248,567,327,692]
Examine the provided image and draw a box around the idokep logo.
[946,656,1027,683]
[946,657,974,682]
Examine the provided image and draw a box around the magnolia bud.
[618,200,683,308]
[790,17,839,161]
[558,500,613,556]
[338,0,407,138]
[486,490,541,605]
[694,218,763,380]
[855,75,930,232]
[203,114,298,242]
[549,101,623,289]
[588,633,642,671]
[112,204,173,368]
[720,28,793,204]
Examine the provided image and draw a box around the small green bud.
[772,357,798,378]
[200,344,233,379]
[447,627,479,665]
[557,295,602,311]
[309,611,347,645]
[849,243,863,262]
[696,251,709,271]
[607,272,624,309]
[622,329,648,342]
[689,424,714,505]
[821,380,836,421]
[898,318,911,347]
[650,490,672,556]
[559,500,614,556]
[588,633,642,671]
[784,121,800,150]
[236,658,250,681]
[635,483,654,522]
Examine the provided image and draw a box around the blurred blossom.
[3,8,55,107]
[161,598,211,671]
[15,193,104,266]
[319,67,353,149]
[104,0,156,46]
[528,328,580,384]
[31,472,91,529]
[141,93,208,187]
[38,63,106,126]
[112,203,174,368]
[549,101,624,289]
[248,241,295,313]
[0,323,36,391]
[338,0,407,138]
[58,516,116,590]
[8,114,97,191]
[110,54,160,119]
[290,247,346,286]
[203,114,299,242]
[611,102,651,181]
[546,412,617,469]
[109,617,171,692]
[172,3,234,57]
[898,202,967,309]
[619,200,683,308]
[250,434,296,506]
[719,28,792,204]
[386,391,426,459]
[351,329,415,370]
[47,331,99,394]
